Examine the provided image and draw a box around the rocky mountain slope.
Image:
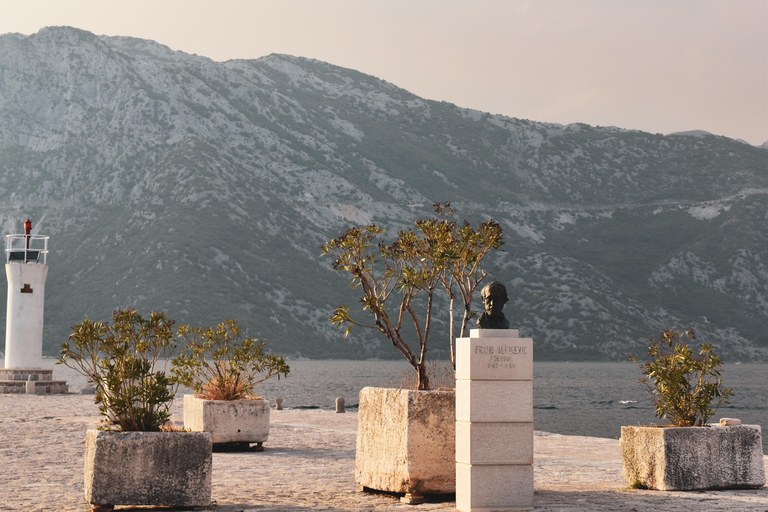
[1,26,766,361]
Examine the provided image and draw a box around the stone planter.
[620,423,766,490]
[355,386,455,497]
[184,394,270,445]
[85,430,212,508]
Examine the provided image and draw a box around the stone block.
[455,337,532,381]
[456,421,533,465]
[355,387,455,494]
[0,380,25,394]
[15,379,69,395]
[620,425,766,490]
[183,394,270,444]
[456,380,533,423]
[0,368,53,381]
[85,429,212,507]
[44,381,68,394]
[456,463,533,511]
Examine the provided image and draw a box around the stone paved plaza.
[0,394,766,511]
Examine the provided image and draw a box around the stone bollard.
[335,397,345,413]
[275,398,283,410]
[26,374,38,395]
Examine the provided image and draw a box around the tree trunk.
[416,361,430,390]
[449,295,456,370]
[460,302,472,338]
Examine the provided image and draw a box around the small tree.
[630,328,734,427]
[321,203,502,390]
[172,319,289,401]
[58,309,178,432]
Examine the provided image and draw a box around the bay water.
[49,359,767,453]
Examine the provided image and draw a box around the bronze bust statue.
[477,281,509,329]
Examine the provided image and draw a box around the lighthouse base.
[0,368,68,394]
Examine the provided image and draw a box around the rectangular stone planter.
[85,429,212,507]
[184,394,270,445]
[355,386,455,495]
[620,424,766,490]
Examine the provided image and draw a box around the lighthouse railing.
[5,234,49,264]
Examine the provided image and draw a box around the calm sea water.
[48,359,767,453]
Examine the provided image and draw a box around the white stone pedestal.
[456,329,534,511]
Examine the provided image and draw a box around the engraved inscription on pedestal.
[456,333,533,381]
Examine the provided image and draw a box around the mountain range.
[1,26,766,362]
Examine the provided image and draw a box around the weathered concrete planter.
[85,430,212,508]
[356,386,455,496]
[184,394,270,445]
[620,424,766,490]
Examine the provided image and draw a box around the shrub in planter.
[622,328,764,490]
[59,309,180,431]
[630,328,733,427]
[322,203,502,498]
[172,319,289,446]
[58,309,212,508]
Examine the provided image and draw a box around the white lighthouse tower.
[4,218,48,368]
[0,219,67,394]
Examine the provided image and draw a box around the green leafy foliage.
[58,309,178,431]
[630,328,734,427]
[436,204,504,368]
[321,202,503,389]
[172,319,289,400]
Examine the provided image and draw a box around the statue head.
[481,281,508,319]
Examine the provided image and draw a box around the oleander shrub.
[58,309,178,431]
[630,328,733,427]
[172,319,289,401]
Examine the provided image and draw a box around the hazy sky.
[2,0,767,145]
